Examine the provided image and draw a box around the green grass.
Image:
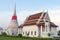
[0,36,60,40]
[0,36,31,40]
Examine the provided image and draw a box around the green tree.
[58,30,60,36]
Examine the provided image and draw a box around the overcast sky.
[0,0,60,30]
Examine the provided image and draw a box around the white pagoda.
[7,5,18,36]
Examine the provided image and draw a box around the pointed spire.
[12,4,17,20]
[13,3,16,16]
[8,4,18,36]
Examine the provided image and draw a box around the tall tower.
[7,5,18,36]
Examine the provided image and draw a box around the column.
[41,26,42,36]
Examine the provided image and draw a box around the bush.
[58,30,60,36]
[18,34,22,37]
[2,32,7,36]
[48,33,51,37]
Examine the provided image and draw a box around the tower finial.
[13,3,16,16]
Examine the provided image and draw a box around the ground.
[0,36,60,40]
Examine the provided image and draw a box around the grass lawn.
[0,36,60,40]
[0,36,32,40]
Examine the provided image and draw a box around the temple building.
[7,5,18,36]
[18,11,58,38]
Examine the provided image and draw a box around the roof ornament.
[36,10,45,24]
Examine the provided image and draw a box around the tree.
[58,30,60,36]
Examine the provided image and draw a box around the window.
[35,31,36,35]
[31,31,33,35]
[27,32,29,36]
[26,32,27,35]
[12,33,14,35]
[23,32,24,35]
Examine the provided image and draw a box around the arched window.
[31,31,33,35]
[12,33,14,35]
[35,31,36,35]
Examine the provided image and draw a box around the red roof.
[22,12,46,26]
[27,12,46,21]
[19,12,58,28]
[20,12,44,26]
[50,22,58,27]
[18,24,23,28]
[19,22,58,28]
[18,26,23,28]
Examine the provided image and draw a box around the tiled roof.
[18,12,58,28]
[22,12,46,26]
[37,23,45,27]
[19,12,46,28]
[27,12,46,21]
[18,24,23,28]
[50,22,58,27]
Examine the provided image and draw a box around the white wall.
[51,27,57,36]
[40,26,50,38]
[40,22,50,38]
[7,28,18,36]
[22,24,50,38]
[22,25,39,37]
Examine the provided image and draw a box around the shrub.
[18,34,22,37]
[58,30,60,36]
[2,32,7,36]
[48,33,51,37]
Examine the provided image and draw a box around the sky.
[0,0,60,30]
